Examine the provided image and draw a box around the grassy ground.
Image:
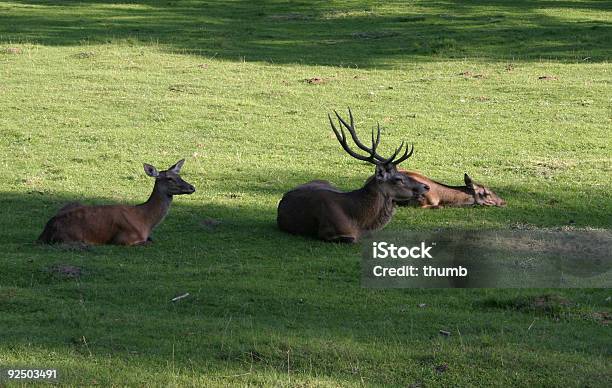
[1,0,611,386]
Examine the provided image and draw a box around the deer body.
[37,160,195,245]
[277,110,429,243]
[278,179,398,243]
[397,171,506,208]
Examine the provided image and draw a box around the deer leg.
[421,204,443,209]
[418,196,441,209]
[134,237,154,246]
[112,230,147,246]
[319,227,356,243]
[328,235,357,244]
[318,220,358,243]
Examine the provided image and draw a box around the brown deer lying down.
[37,159,195,245]
[277,109,430,243]
[396,171,506,208]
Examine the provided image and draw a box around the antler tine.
[328,113,345,143]
[348,107,355,133]
[392,143,415,165]
[383,141,405,164]
[329,113,376,163]
[371,123,381,154]
[330,109,414,166]
[335,110,365,148]
[335,109,386,162]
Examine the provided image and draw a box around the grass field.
[1,0,611,386]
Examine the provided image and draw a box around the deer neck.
[138,181,173,231]
[351,181,396,231]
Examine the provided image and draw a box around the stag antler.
[329,110,381,164]
[386,141,414,165]
[329,108,414,166]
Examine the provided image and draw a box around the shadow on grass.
[2,175,611,246]
[0,188,611,381]
[1,1,610,66]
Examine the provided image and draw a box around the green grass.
[1,0,611,386]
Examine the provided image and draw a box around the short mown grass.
[1,1,611,386]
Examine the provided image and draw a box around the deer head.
[464,173,506,207]
[329,109,429,201]
[144,159,196,196]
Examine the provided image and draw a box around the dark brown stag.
[37,159,195,245]
[277,109,429,243]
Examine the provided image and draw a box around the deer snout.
[415,183,429,195]
[186,184,196,194]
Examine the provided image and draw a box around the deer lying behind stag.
[395,171,506,208]
[277,109,429,243]
[37,159,195,245]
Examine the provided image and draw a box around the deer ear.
[144,163,159,178]
[169,159,185,174]
[464,173,474,188]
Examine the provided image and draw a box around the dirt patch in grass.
[74,51,95,59]
[46,264,84,279]
[459,71,486,79]
[168,84,198,94]
[531,294,572,310]
[589,311,611,325]
[482,294,610,325]
[533,160,575,177]
[538,75,558,81]
[2,47,22,54]
[304,77,330,85]
[481,294,573,316]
